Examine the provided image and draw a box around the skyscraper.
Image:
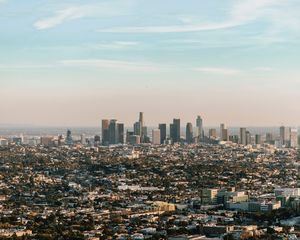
[266,133,274,144]
[246,131,252,145]
[139,112,144,127]
[159,124,167,144]
[139,112,145,143]
[290,128,298,148]
[126,130,134,144]
[170,118,180,143]
[109,120,118,144]
[134,121,141,136]
[129,135,140,145]
[66,129,73,145]
[117,123,124,144]
[240,128,247,145]
[142,126,148,143]
[222,129,229,141]
[280,126,290,147]
[196,116,203,142]
[133,112,146,143]
[280,126,285,146]
[102,119,110,146]
[255,134,262,145]
[152,129,161,145]
[220,124,229,141]
[220,124,225,140]
[208,128,217,139]
[186,122,193,144]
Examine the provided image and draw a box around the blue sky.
[1,0,300,127]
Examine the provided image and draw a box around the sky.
[0,0,300,127]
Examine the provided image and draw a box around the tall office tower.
[170,118,180,143]
[142,126,148,141]
[101,119,110,145]
[266,133,274,144]
[66,129,73,145]
[246,131,252,145]
[208,129,217,139]
[117,123,124,144]
[139,112,144,127]
[108,120,118,144]
[280,126,290,147]
[224,129,229,141]
[220,124,225,139]
[134,121,141,136]
[290,128,298,148]
[255,134,262,145]
[159,124,167,144]
[220,124,229,141]
[170,123,175,143]
[280,126,285,146]
[240,128,247,145]
[129,135,141,145]
[186,122,193,144]
[126,130,134,144]
[152,129,161,145]
[139,112,145,142]
[196,116,203,142]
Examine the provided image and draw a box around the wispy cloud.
[193,67,241,75]
[97,0,285,33]
[34,1,137,30]
[97,21,238,33]
[61,59,166,72]
[34,6,93,30]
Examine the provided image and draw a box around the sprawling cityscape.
[0,113,299,239]
[2,0,300,239]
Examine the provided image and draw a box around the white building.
[290,128,298,148]
[274,188,300,197]
[0,138,8,146]
[152,129,161,145]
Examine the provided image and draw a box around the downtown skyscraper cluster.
[101,119,124,146]
[101,112,298,149]
[101,113,205,146]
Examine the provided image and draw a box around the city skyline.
[1,0,300,126]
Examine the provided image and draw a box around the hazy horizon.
[0,125,292,138]
[1,0,300,127]
[0,124,298,130]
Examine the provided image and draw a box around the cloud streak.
[34,6,93,30]
[33,0,137,30]
[97,0,286,33]
[97,21,239,33]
